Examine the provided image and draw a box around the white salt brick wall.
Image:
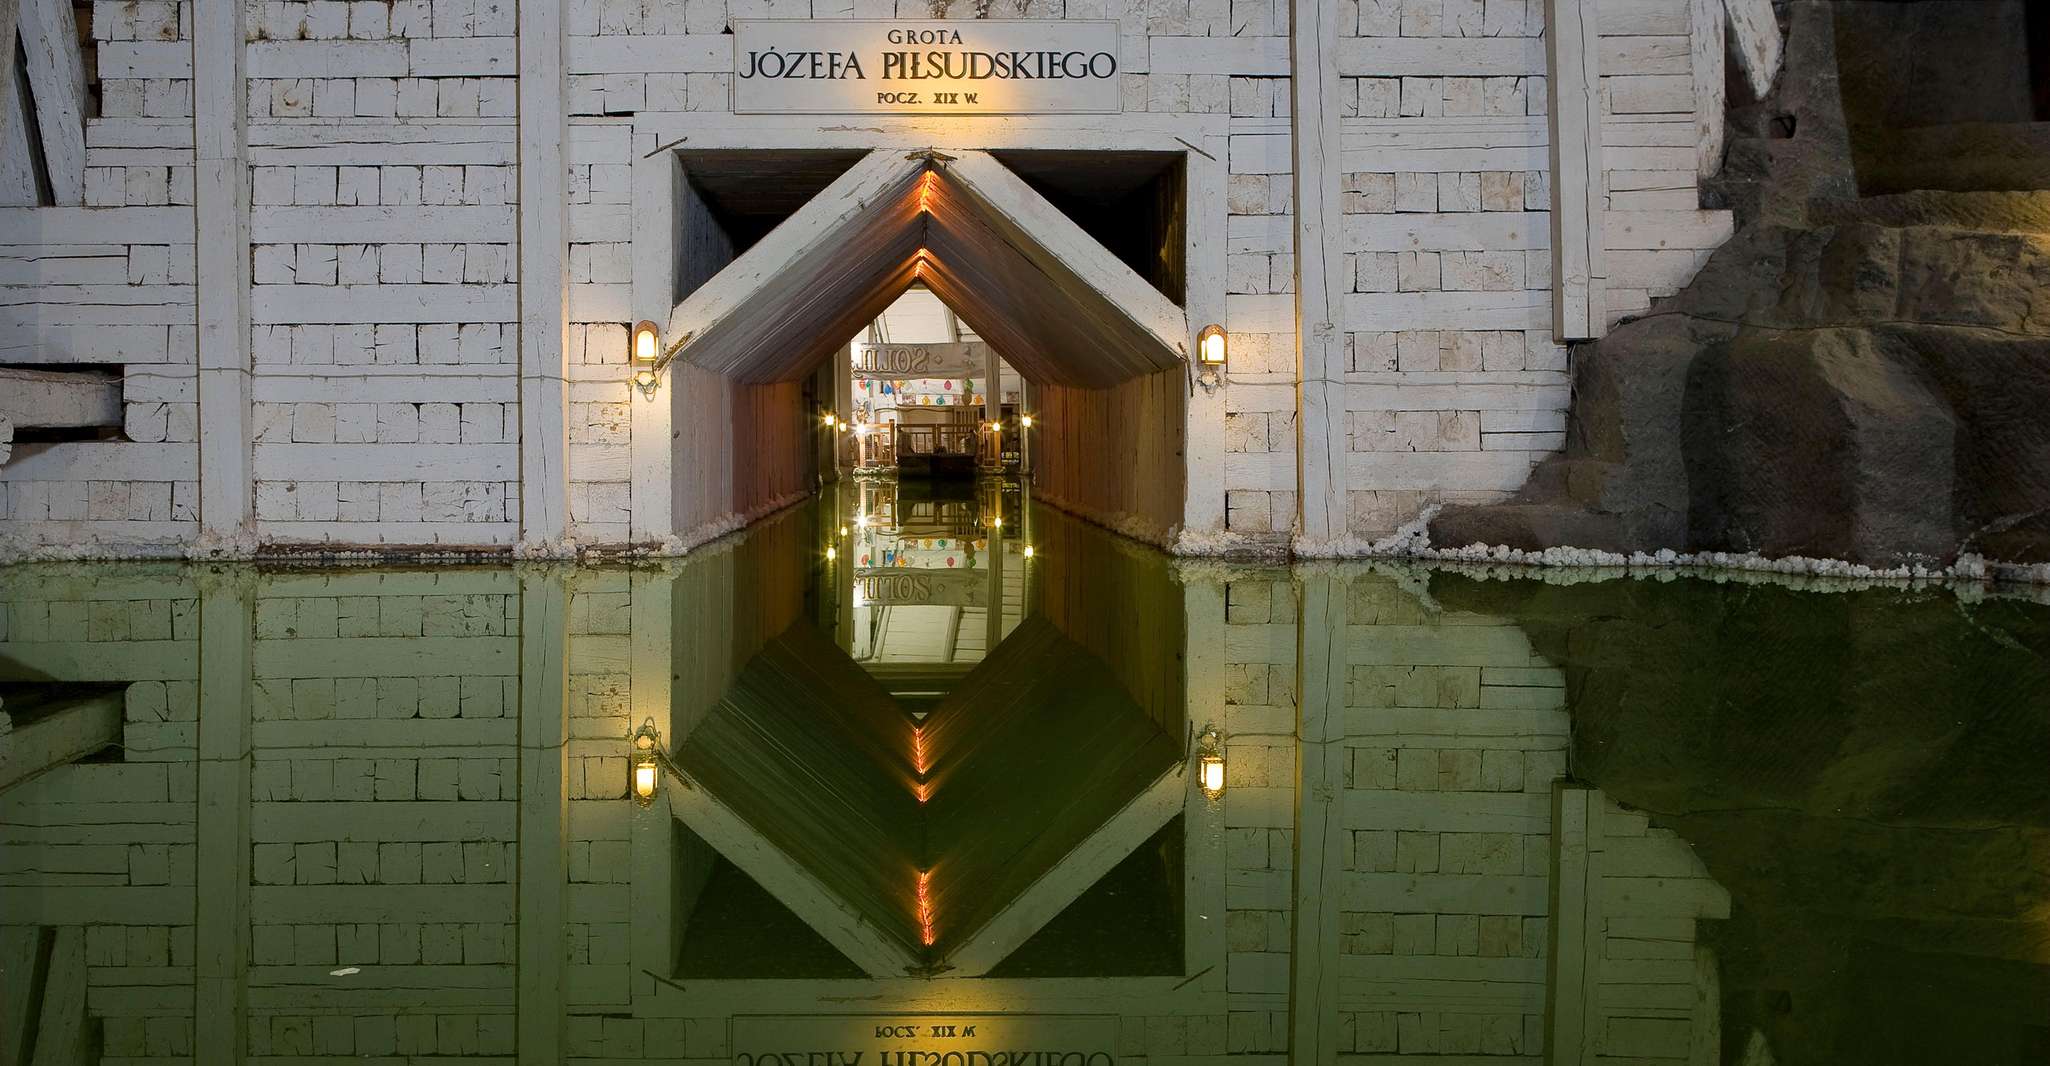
[239,13,521,545]
[565,121,634,544]
[0,0,1737,554]
[245,573,521,1050]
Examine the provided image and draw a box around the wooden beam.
[193,0,252,540]
[942,766,1183,977]
[662,149,923,377]
[670,771,924,977]
[0,926,35,1066]
[0,0,32,208]
[26,927,85,1066]
[193,579,253,1066]
[1289,0,1347,544]
[1691,0,1727,178]
[516,572,570,1066]
[16,0,85,204]
[1289,573,1346,1066]
[518,0,571,545]
[629,136,678,543]
[0,693,120,792]
[0,0,19,121]
[1181,132,1228,537]
[1723,0,1782,100]
[943,152,1189,382]
[982,341,1000,473]
[1546,0,1608,340]
[1545,782,1596,1066]
[0,368,121,429]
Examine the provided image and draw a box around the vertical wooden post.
[1290,0,1348,546]
[1724,0,1784,99]
[983,341,1001,472]
[1181,577,1228,992]
[0,0,20,124]
[1546,0,1607,340]
[18,0,87,204]
[1546,781,1597,1065]
[1182,132,1229,537]
[834,343,852,476]
[1289,571,1346,1066]
[193,570,253,1065]
[985,507,1003,651]
[630,136,677,544]
[1018,377,1033,475]
[627,568,676,994]
[1691,0,1728,179]
[193,0,252,542]
[518,0,571,546]
[517,570,570,1064]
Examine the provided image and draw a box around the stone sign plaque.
[731,21,1122,115]
[856,569,989,608]
[853,342,987,379]
[731,1015,1121,1066]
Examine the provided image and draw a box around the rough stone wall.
[1431,1,2050,572]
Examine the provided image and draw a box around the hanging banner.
[853,341,988,379]
[731,20,1123,115]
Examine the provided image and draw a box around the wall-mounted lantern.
[631,719,663,806]
[1019,413,1034,429]
[1197,727,1225,797]
[632,320,661,399]
[1196,324,1228,391]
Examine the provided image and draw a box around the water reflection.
[0,481,2044,1064]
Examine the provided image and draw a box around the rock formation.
[1434,571,2050,1066]
[1431,2,2050,569]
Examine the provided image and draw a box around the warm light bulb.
[839,525,848,536]
[1200,754,1225,796]
[634,327,657,363]
[826,545,837,562]
[1198,324,1228,367]
[990,516,1002,529]
[1019,414,1033,428]
[1022,545,1035,559]
[823,413,837,428]
[633,762,658,803]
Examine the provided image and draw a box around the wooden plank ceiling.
[672,616,1180,973]
[671,150,1187,389]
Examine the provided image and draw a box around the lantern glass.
[1200,754,1225,795]
[630,722,661,806]
[632,321,659,364]
[1198,325,1228,367]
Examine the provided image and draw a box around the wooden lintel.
[1545,0,1607,341]
[0,692,121,793]
[1724,0,1783,100]
[16,0,86,204]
